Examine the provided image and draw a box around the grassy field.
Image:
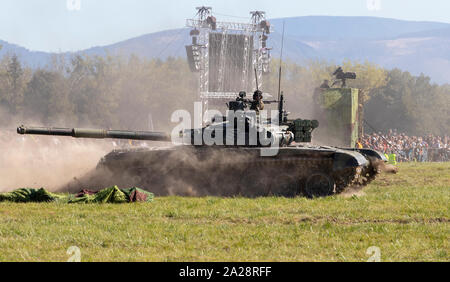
[0,162,448,262]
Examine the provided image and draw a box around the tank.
[16,91,388,198]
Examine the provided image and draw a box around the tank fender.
[332,150,369,171]
[354,148,387,162]
[338,148,388,162]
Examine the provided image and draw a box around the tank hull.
[62,145,385,198]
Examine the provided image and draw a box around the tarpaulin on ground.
[69,186,154,203]
[0,188,64,203]
[0,186,153,203]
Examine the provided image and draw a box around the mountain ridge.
[1,16,449,83]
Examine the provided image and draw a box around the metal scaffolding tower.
[186,7,272,118]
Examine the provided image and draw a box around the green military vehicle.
[17,90,387,198]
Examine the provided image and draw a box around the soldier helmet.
[253,90,263,100]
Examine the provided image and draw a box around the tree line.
[0,52,448,136]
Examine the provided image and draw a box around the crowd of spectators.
[361,129,449,162]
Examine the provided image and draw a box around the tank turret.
[183,91,319,146]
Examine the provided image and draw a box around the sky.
[0,0,449,52]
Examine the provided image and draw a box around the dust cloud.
[0,129,112,192]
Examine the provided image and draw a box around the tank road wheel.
[304,173,335,198]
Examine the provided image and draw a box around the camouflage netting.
[0,186,154,203]
[0,188,65,203]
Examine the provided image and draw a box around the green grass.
[0,162,448,261]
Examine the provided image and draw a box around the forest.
[0,51,448,136]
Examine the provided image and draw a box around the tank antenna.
[277,20,285,102]
[254,67,259,91]
[277,21,285,125]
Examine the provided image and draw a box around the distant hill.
[270,16,449,39]
[0,39,52,68]
[1,16,449,83]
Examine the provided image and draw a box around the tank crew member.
[250,90,264,112]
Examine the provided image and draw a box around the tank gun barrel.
[17,125,171,142]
